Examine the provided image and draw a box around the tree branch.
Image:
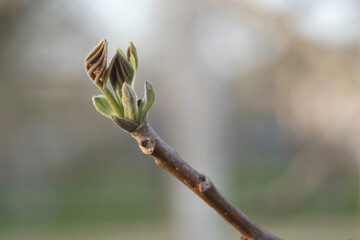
[121,120,282,240]
[86,39,282,240]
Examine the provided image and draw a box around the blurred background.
[0,0,359,239]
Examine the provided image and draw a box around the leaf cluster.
[85,39,155,128]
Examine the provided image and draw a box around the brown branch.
[124,120,282,240]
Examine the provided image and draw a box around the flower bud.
[85,39,108,86]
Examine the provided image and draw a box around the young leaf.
[122,83,139,123]
[108,50,135,89]
[117,47,127,58]
[92,95,116,118]
[126,42,138,70]
[104,53,117,89]
[139,81,155,122]
[85,39,108,87]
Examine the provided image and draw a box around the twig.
[121,120,282,240]
[85,39,282,240]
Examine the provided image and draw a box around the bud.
[109,50,135,89]
[139,81,155,122]
[85,39,108,86]
[126,42,138,70]
[122,83,139,123]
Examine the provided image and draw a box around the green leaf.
[92,95,116,118]
[139,81,155,122]
[114,84,122,102]
[119,56,134,85]
[122,83,139,123]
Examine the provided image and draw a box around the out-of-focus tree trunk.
[156,1,226,239]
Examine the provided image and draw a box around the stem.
[129,121,283,240]
[102,88,124,117]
